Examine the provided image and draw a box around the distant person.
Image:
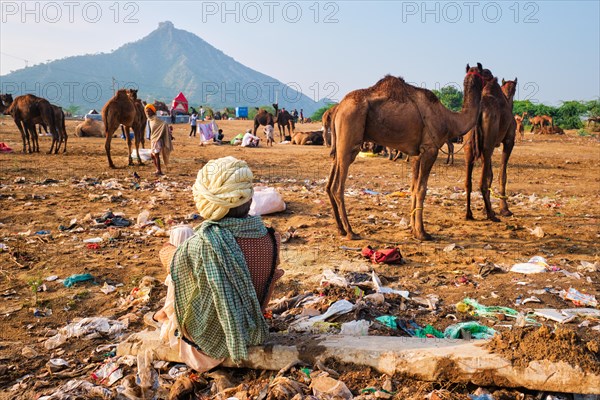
[300,109,304,123]
[189,113,198,137]
[170,108,176,124]
[241,129,260,147]
[146,104,174,176]
[214,129,225,144]
[264,124,274,147]
[292,109,298,123]
[200,106,205,121]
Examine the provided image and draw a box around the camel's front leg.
[480,151,499,222]
[411,148,437,241]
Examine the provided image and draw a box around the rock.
[22,346,38,359]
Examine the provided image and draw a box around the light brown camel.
[464,77,517,222]
[276,106,295,141]
[529,115,545,133]
[540,114,553,127]
[2,94,59,154]
[514,111,527,141]
[327,63,485,240]
[102,89,143,168]
[321,105,338,147]
[75,118,105,137]
[292,131,324,145]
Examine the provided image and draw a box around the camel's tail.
[329,117,337,159]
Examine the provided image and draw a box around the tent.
[171,92,188,114]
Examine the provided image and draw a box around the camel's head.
[0,93,14,106]
[465,63,485,94]
[126,89,139,100]
[501,78,517,100]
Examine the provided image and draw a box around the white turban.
[192,156,254,221]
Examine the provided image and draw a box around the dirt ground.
[0,117,599,399]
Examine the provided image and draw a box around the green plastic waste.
[63,273,94,288]
[457,298,537,324]
[414,324,444,338]
[444,322,497,339]
[375,315,398,329]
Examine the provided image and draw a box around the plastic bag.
[131,148,152,162]
[249,186,286,216]
[169,225,195,246]
[444,321,497,339]
[340,320,371,336]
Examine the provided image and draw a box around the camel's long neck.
[445,85,481,138]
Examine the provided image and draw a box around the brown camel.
[322,105,338,147]
[126,89,148,148]
[102,89,143,168]
[275,105,295,141]
[75,118,105,137]
[2,94,59,154]
[327,63,485,240]
[36,105,68,153]
[153,100,169,113]
[464,77,517,222]
[253,106,275,136]
[514,111,527,141]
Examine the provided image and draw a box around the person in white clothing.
[241,129,260,147]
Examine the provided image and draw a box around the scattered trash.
[21,346,38,359]
[44,317,127,349]
[45,275,59,281]
[32,307,52,317]
[375,315,398,330]
[372,271,409,299]
[249,186,286,216]
[95,211,131,227]
[83,237,103,244]
[100,282,117,294]
[46,358,70,373]
[444,322,497,340]
[340,320,371,336]
[320,269,349,288]
[311,374,353,399]
[511,256,549,274]
[414,324,444,339]
[529,226,545,238]
[443,243,457,252]
[560,287,598,307]
[457,298,537,324]
[91,360,123,386]
[137,209,151,226]
[361,246,403,264]
[63,273,94,288]
[35,230,50,235]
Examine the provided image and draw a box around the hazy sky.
[1,1,598,105]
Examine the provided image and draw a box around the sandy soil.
[0,117,598,398]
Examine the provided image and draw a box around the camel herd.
[0,93,68,154]
[0,64,580,241]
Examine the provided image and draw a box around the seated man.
[241,129,260,147]
[157,156,283,372]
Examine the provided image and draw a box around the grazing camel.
[322,105,338,147]
[464,77,517,222]
[2,94,59,154]
[102,89,143,168]
[327,63,485,240]
[540,114,553,127]
[514,112,527,141]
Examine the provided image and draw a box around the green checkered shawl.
[171,216,269,361]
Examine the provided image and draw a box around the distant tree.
[311,103,338,122]
[432,86,463,112]
[555,101,587,129]
[64,104,81,116]
[586,99,600,118]
[248,105,276,120]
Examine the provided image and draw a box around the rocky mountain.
[0,21,329,114]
